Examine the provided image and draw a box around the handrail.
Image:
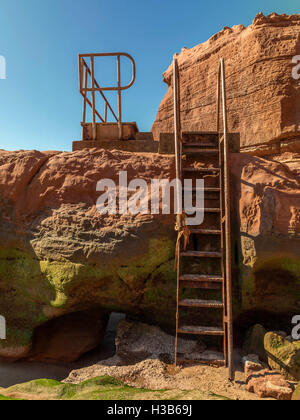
[217,58,234,381]
[78,52,136,140]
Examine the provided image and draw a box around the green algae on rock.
[292,382,300,400]
[0,376,229,401]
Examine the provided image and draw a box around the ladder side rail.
[173,57,182,224]
[90,56,97,140]
[217,62,227,366]
[173,56,182,366]
[220,58,235,381]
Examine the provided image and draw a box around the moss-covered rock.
[292,382,300,400]
[0,376,228,400]
[264,332,300,381]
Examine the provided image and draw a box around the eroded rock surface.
[0,149,299,360]
[0,149,176,360]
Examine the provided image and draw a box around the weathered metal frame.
[78,52,136,140]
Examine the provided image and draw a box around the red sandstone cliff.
[152,13,300,156]
[0,148,299,361]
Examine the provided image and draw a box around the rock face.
[0,149,176,360]
[264,332,300,381]
[243,325,267,362]
[230,153,300,328]
[0,148,299,361]
[152,13,300,156]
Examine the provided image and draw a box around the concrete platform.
[81,122,138,141]
[72,139,158,153]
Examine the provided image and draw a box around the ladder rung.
[178,326,224,336]
[183,187,220,193]
[183,167,220,173]
[185,208,221,213]
[179,299,223,308]
[180,251,222,258]
[183,148,219,154]
[177,358,225,367]
[190,229,221,235]
[179,274,223,282]
[183,142,217,148]
[195,187,220,192]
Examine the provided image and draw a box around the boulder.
[0,148,299,360]
[242,354,265,380]
[152,13,300,156]
[243,353,293,400]
[115,320,205,364]
[264,332,300,381]
[246,369,293,400]
[243,325,267,362]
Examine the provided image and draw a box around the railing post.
[117,55,123,140]
[90,56,97,140]
[105,102,108,123]
[82,65,88,124]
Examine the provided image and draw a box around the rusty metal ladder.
[173,57,235,381]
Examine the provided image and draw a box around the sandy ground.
[0,314,272,400]
[64,354,271,400]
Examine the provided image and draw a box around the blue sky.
[0,0,298,151]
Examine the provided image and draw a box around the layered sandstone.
[0,148,299,360]
[152,13,300,156]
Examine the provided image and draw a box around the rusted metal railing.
[217,58,234,381]
[78,52,136,140]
